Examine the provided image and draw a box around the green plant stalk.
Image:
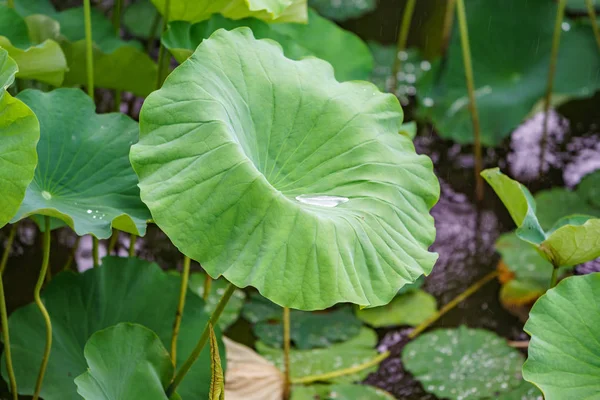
[107,230,118,255]
[0,224,17,275]
[92,237,99,267]
[146,12,162,53]
[128,234,137,257]
[283,307,291,400]
[7,0,13,8]
[203,275,212,301]
[291,351,390,385]
[550,266,559,288]
[586,0,600,50]
[408,270,499,339]
[83,0,95,98]
[170,255,191,366]
[32,216,52,400]
[455,0,484,202]
[390,0,416,92]
[0,226,18,400]
[539,0,566,176]
[112,0,122,112]
[441,0,457,51]
[63,236,80,272]
[155,0,171,89]
[167,282,236,396]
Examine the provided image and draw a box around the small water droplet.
[420,60,431,71]
[87,209,92,214]
[296,194,349,208]
[41,191,51,200]
[561,22,571,31]
[423,97,435,107]
[398,51,408,61]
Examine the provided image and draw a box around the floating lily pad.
[534,188,600,231]
[162,9,373,82]
[1,257,223,400]
[496,380,543,400]
[577,170,600,209]
[150,0,307,23]
[188,273,246,330]
[74,323,174,400]
[482,168,600,267]
[0,49,39,228]
[417,0,600,146]
[309,0,376,22]
[10,88,150,239]
[402,326,524,400]
[356,289,437,328]
[257,327,382,383]
[123,0,161,39]
[242,293,362,349]
[0,4,67,85]
[292,383,395,400]
[523,273,600,399]
[131,28,439,310]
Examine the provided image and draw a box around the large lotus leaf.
[291,384,395,400]
[257,327,381,383]
[0,4,66,85]
[523,273,600,399]
[416,0,600,146]
[0,49,39,228]
[131,28,439,310]
[9,89,150,238]
[355,289,437,328]
[577,170,600,209]
[74,323,174,400]
[151,0,307,23]
[1,256,223,400]
[242,293,362,349]
[188,273,246,330]
[123,0,161,39]
[402,327,524,400]
[308,0,376,22]
[534,188,600,231]
[162,9,373,82]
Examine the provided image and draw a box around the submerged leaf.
[209,324,225,400]
[10,89,150,239]
[188,273,246,330]
[131,28,439,310]
[523,273,600,399]
[356,289,437,328]
[74,323,173,400]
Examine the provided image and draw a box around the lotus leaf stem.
[167,282,236,397]
[146,12,162,53]
[291,351,390,385]
[441,0,457,51]
[550,266,559,288]
[539,0,566,176]
[156,0,171,89]
[7,0,13,8]
[32,216,52,400]
[92,237,99,267]
[63,236,80,272]
[203,275,212,301]
[107,230,118,255]
[83,0,95,98]
[170,255,191,366]
[456,0,484,202]
[128,234,137,257]
[0,225,18,400]
[0,224,17,275]
[408,270,499,339]
[586,0,600,50]
[508,340,529,348]
[112,0,122,111]
[283,307,291,400]
[391,0,416,92]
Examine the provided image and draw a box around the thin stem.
[112,0,122,112]
[539,0,566,176]
[455,0,484,202]
[167,282,236,397]
[32,216,52,400]
[390,0,416,92]
[92,237,99,267]
[291,351,390,385]
[508,340,529,349]
[83,0,95,98]
[441,0,457,51]
[409,270,499,339]
[155,0,171,89]
[107,230,118,255]
[170,256,191,366]
[128,234,137,257]
[7,0,13,8]
[202,275,212,302]
[550,266,559,288]
[283,307,291,400]
[0,228,18,400]
[0,224,17,275]
[585,0,600,50]
[63,236,80,272]
[146,12,162,53]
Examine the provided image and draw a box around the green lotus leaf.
[242,293,362,349]
[396,274,424,295]
[9,88,150,239]
[0,4,66,85]
[541,216,600,266]
[188,273,246,330]
[0,49,39,228]
[162,9,373,82]
[416,0,600,146]
[150,0,307,23]
[257,327,381,383]
[523,273,600,399]
[12,0,57,17]
[577,170,600,209]
[496,380,543,400]
[123,0,161,39]
[292,383,395,400]
[402,326,524,400]
[308,0,376,22]
[534,188,600,231]
[1,256,223,400]
[355,289,437,328]
[74,323,174,400]
[399,121,417,140]
[566,0,599,11]
[131,28,439,310]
